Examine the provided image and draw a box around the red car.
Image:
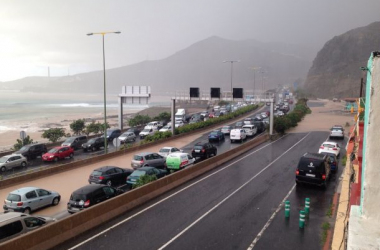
[209,112,215,118]
[42,146,74,162]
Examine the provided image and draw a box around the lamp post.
[250,66,261,99]
[223,60,240,93]
[87,31,121,154]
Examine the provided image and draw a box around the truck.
[175,109,186,122]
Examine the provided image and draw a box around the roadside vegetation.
[273,98,311,134]
[133,175,157,189]
[13,135,34,150]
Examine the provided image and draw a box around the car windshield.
[131,170,146,177]
[48,148,59,153]
[163,126,170,129]
[175,121,182,124]
[332,127,343,131]
[19,145,30,151]
[142,129,150,133]
[120,133,128,137]
[7,193,21,202]
[210,132,218,135]
[194,145,203,150]
[0,157,8,163]
[88,138,96,143]
[127,128,135,132]
[133,155,143,161]
[91,170,102,176]
[222,126,230,130]
[159,148,170,153]
[236,122,242,126]
[65,138,75,143]
[107,131,114,136]
[323,144,335,148]
[71,194,86,201]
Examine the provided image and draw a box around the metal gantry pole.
[171,98,175,137]
[270,97,274,135]
[230,62,233,92]
[102,34,108,153]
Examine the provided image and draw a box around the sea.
[0,90,171,133]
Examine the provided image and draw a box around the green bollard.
[299,210,305,228]
[285,200,290,218]
[305,198,310,215]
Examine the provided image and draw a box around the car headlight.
[49,155,54,158]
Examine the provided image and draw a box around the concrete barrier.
[0,106,263,189]
[0,134,269,250]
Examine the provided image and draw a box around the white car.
[330,126,344,139]
[175,120,184,128]
[144,121,161,130]
[318,141,341,157]
[242,125,257,137]
[139,128,157,139]
[230,129,247,143]
[158,147,182,158]
[159,125,172,132]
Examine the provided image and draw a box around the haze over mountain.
[0,37,311,96]
[304,22,380,98]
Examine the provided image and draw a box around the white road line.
[246,184,296,250]
[158,132,310,250]
[69,133,290,250]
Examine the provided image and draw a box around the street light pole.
[223,60,240,93]
[87,31,121,154]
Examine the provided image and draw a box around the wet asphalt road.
[57,131,345,250]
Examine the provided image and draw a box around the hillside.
[304,22,380,98]
[1,36,312,95]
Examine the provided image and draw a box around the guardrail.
[0,133,269,250]
[0,106,263,188]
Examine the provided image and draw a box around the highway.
[56,131,344,250]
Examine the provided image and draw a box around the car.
[61,135,87,150]
[221,125,233,135]
[3,187,61,214]
[165,153,195,170]
[230,129,247,142]
[88,166,133,186]
[0,154,27,173]
[260,114,268,119]
[330,126,344,139]
[67,184,123,214]
[139,128,156,139]
[0,212,56,243]
[208,130,225,142]
[208,112,215,118]
[131,152,166,169]
[42,146,74,162]
[106,129,122,142]
[321,152,339,173]
[82,137,105,152]
[295,153,331,188]
[174,120,184,128]
[144,121,162,130]
[288,99,293,104]
[318,141,341,157]
[118,132,136,143]
[214,111,223,118]
[127,127,141,136]
[126,167,168,187]
[235,121,243,128]
[200,111,209,118]
[158,147,182,158]
[243,118,254,125]
[253,116,263,121]
[213,106,220,112]
[14,143,47,160]
[189,119,200,124]
[159,125,172,132]
[191,141,217,159]
[242,125,258,137]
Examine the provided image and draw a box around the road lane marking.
[157,133,310,250]
[69,133,293,250]
[247,184,296,249]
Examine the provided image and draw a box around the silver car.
[158,147,182,158]
[0,154,28,172]
[118,132,136,143]
[131,152,166,169]
[3,187,61,214]
[0,212,56,243]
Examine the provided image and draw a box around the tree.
[85,121,101,135]
[42,128,66,143]
[129,115,151,127]
[70,119,85,135]
[13,135,34,150]
[153,112,171,122]
[132,174,157,189]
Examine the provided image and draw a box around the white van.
[175,109,186,122]
[230,129,247,143]
[242,125,257,137]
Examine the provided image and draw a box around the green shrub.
[133,174,157,189]
[273,99,311,134]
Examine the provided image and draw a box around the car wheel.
[52,197,60,206]
[214,150,217,156]
[0,166,6,172]
[54,157,58,162]
[69,153,74,158]
[23,207,31,214]
[21,162,27,168]
[106,180,112,186]
[133,138,136,142]
[92,146,96,152]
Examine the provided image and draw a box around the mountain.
[304,22,380,98]
[1,36,312,95]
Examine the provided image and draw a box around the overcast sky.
[1,0,379,82]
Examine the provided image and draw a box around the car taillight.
[84,200,90,207]
[296,169,299,175]
[320,146,324,149]
[99,176,104,180]
[333,148,337,151]
[17,202,23,207]
[201,149,205,153]
[322,174,326,180]
[140,160,144,164]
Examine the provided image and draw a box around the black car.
[88,166,133,187]
[67,184,123,214]
[208,130,225,142]
[191,141,217,159]
[15,143,47,160]
[107,129,122,142]
[253,121,265,133]
[253,116,263,121]
[296,153,331,188]
[127,127,141,136]
[126,166,168,187]
[82,137,105,152]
